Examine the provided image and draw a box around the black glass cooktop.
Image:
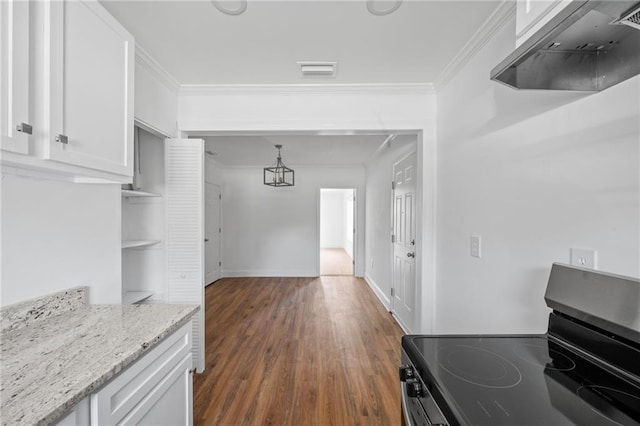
[403,335,640,425]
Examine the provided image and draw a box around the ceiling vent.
[298,61,337,78]
[614,4,640,30]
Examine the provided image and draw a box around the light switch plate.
[570,248,597,269]
[470,235,481,258]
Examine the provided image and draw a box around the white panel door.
[165,138,205,373]
[392,152,417,332]
[1,0,30,154]
[205,182,221,286]
[45,0,133,176]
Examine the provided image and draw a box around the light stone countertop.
[0,289,199,426]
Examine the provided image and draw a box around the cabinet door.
[91,323,192,425]
[1,0,30,155]
[121,355,193,426]
[53,397,90,426]
[45,0,133,177]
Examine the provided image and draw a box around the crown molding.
[179,83,436,97]
[135,46,181,94]
[433,0,515,90]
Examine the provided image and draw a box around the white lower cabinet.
[54,397,90,426]
[56,323,193,426]
[92,323,193,425]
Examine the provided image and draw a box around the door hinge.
[219,228,221,233]
[391,287,394,297]
[219,261,222,267]
[391,181,396,190]
[391,234,396,243]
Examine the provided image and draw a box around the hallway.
[193,276,404,425]
[320,248,353,276]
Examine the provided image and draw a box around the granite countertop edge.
[1,294,200,426]
[37,307,199,426]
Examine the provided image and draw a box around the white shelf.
[122,189,161,198]
[122,239,161,249]
[123,291,154,305]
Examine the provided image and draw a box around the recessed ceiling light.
[211,0,247,16]
[367,0,402,16]
[297,61,337,78]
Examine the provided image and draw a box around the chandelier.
[264,144,294,187]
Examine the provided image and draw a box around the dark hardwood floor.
[193,276,405,425]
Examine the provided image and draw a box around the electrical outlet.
[570,248,598,269]
[470,235,481,258]
[370,258,374,267]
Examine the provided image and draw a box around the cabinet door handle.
[16,123,33,135]
[55,134,68,144]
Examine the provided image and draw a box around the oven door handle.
[401,381,414,426]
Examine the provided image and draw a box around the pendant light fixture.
[264,144,294,187]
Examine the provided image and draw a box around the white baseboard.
[363,274,391,310]
[391,312,412,334]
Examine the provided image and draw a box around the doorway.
[205,182,221,286]
[319,188,355,276]
[391,151,417,332]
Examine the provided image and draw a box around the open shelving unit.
[121,189,161,198]
[120,127,166,305]
[122,291,154,305]
[121,239,162,249]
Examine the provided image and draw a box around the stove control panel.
[399,365,415,381]
[405,379,425,398]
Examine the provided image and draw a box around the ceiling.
[201,134,391,166]
[101,0,503,166]
[101,0,502,85]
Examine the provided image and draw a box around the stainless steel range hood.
[491,1,640,91]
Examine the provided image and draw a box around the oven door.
[401,349,449,426]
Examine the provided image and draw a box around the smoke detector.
[367,0,402,16]
[297,61,337,78]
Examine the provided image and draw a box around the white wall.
[220,166,365,277]
[320,189,346,248]
[364,135,417,309]
[435,18,640,334]
[343,189,354,258]
[1,175,121,305]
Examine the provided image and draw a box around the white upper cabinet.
[1,0,134,183]
[515,0,573,47]
[1,0,31,155]
[44,0,134,178]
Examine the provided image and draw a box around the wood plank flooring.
[194,276,404,425]
[320,248,354,276]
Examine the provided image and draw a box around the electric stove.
[400,263,640,426]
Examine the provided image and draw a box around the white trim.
[364,274,391,310]
[201,163,368,170]
[179,83,436,97]
[392,312,412,334]
[222,269,318,277]
[135,46,180,94]
[134,118,171,139]
[433,0,515,89]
